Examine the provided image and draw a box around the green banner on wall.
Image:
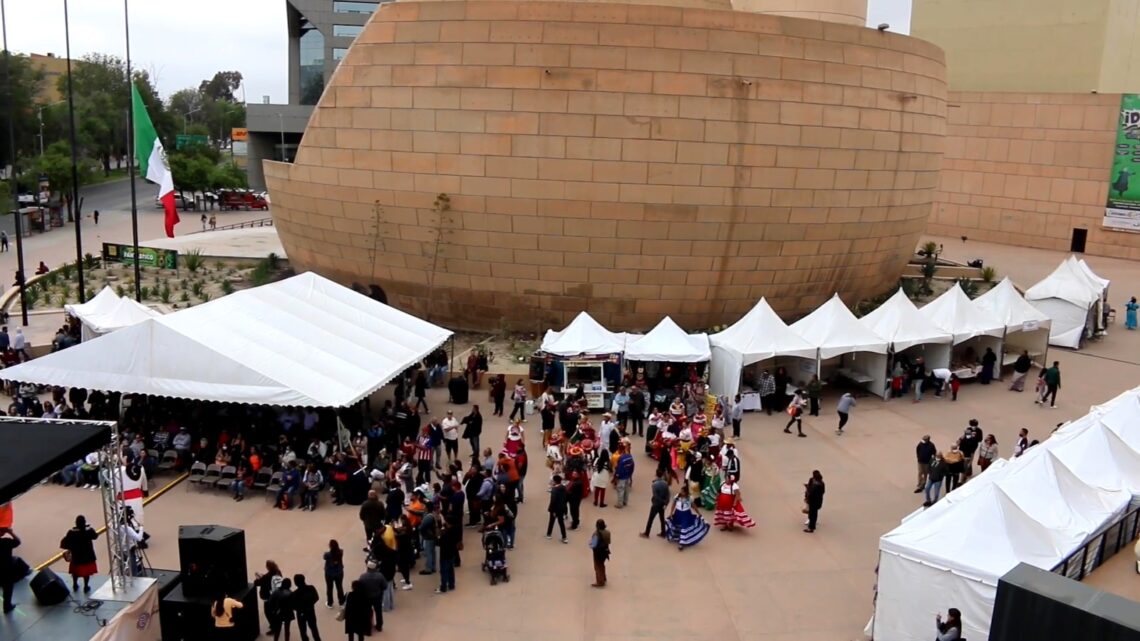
[1105,94,1140,232]
[101,242,178,269]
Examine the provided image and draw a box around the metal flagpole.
[124,0,141,301]
[0,0,27,325]
[63,0,85,301]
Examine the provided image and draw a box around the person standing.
[976,434,999,472]
[979,347,997,384]
[413,370,429,414]
[914,435,935,494]
[923,453,946,507]
[545,474,569,543]
[714,475,755,532]
[358,491,384,545]
[435,516,459,594]
[806,375,822,416]
[357,561,386,631]
[729,395,743,439]
[418,504,439,576]
[490,375,506,417]
[639,468,670,538]
[589,519,611,588]
[267,577,295,641]
[211,588,245,640]
[1037,361,1061,408]
[835,393,855,435]
[343,581,372,641]
[784,390,807,437]
[566,467,585,530]
[509,379,527,420]
[255,560,284,635]
[935,608,964,641]
[201,213,208,231]
[1014,428,1030,457]
[0,231,8,252]
[322,540,345,608]
[757,371,776,416]
[0,528,19,613]
[1009,351,1033,392]
[460,405,483,457]
[664,484,710,550]
[59,515,98,593]
[291,575,321,641]
[613,444,634,508]
[591,450,612,507]
[1127,297,1138,330]
[628,386,646,437]
[441,410,460,465]
[803,470,825,533]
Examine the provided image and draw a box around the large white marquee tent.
[2,272,453,407]
[540,311,630,357]
[791,294,890,398]
[919,283,1005,378]
[858,289,953,369]
[708,298,817,398]
[872,385,1140,641]
[972,277,1051,367]
[1025,256,1105,349]
[65,286,161,341]
[624,316,710,363]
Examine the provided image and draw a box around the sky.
[5,0,912,104]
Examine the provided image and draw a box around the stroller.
[481,529,510,585]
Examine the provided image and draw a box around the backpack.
[278,493,291,511]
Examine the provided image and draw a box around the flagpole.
[124,0,140,301]
[0,0,27,325]
[63,0,85,302]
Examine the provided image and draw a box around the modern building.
[914,0,1140,258]
[246,0,389,188]
[26,53,70,103]
[264,0,949,331]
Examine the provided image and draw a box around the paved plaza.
[5,233,1140,640]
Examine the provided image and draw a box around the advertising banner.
[88,582,161,641]
[102,242,179,269]
[1105,94,1140,232]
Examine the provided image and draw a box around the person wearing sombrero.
[546,431,565,477]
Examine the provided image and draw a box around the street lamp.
[183,106,202,135]
[37,99,66,157]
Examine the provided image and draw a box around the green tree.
[0,53,45,169]
[31,140,94,217]
[208,162,247,190]
[199,71,242,102]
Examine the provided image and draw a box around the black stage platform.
[0,569,179,641]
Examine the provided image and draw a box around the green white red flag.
[131,83,179,237]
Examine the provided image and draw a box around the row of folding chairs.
[185,462,285,503]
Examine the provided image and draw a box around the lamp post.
[182,106,202,135]
[37,99,66,157]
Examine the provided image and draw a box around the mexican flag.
[131,83,179,237]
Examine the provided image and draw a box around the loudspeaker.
[29,568,69,606]
[177,525,247,597]
[160,582,258,641]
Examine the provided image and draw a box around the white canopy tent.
[859,289,953,369]
[707,298,817,398]
[540,311,628,357]
[873,385,1140,641]
[65,286,161,341]
[624,317,710,363]
[972,278,1051,368]
[791,294,890,398]
[920,283,1005,380]
[1025,257,1104,349]
[1076,258,1110,298]
[0,272,453,407]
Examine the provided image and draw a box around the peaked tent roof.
[65,285,162,334]
[858,289,953,352]
[64,286,119,317]
[919,283,1005,343]
[1024,258,1102,307]
[540,311,627,356]
[1047,413,1140,496]
[708,298,817,362]
[972,278,1051,332]
[0,272,453,407]
[790,293,888,359]
[624,317,710,362]
[1076,258,1110,293]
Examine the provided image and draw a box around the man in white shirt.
[931,368,952,397]
[599,413,616,453]
[11,328,27,361]
[441,410,461,463]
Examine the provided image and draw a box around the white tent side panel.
[1030,298,1090,349]
[708,345,745,397]
[874,551,996,641]
[897,343,952,370]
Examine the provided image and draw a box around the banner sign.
[102,242,178,269]
[89,582,161,641]
[175,134,209,150]
[1105,94,1140,233]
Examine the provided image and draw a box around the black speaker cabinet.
[159,582,258,641]
[177,525,248,597]
[992,563,1140,641]
[29,568,69,606]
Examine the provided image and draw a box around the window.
[333,1,378,13]
[299,26,325,105]
[333,25,363,38]
[333,48,348,61]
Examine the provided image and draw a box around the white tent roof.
[858,289,952,352]
[1024,257,1102,308]
[708,298,817,362]
[1077,258,1110,293]
[624,317,710,363]
[540,311,627,357]
[65,286,162,335]
[919,283,1006,343]
[790,294,888,359]
[1046,412,1140,496]
[0,272,452,407]
[972,278,1051,332]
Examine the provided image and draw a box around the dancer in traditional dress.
[699,456,721,510]
[664,484,710,551]
[503,418,525,457]
[714,475,755,531]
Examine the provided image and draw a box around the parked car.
[154,193,192,210]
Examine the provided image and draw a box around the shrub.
[83,252,98,270]
[160,284,172,303]
[191,281,204,296]
[249,259,272,286]
[980,266,996,283]
[23,287,39,310]
[266,252,279,269]
[198,292,211,303]
[184,249,204,273]
[179,290,190,302]
[956,278,980,299]
[115,285,126,298]
[221,280,235,295]
[59,263,73,280]
[139,285,150,300]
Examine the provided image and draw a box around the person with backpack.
[255,561,284,636]
[291,575,321,641]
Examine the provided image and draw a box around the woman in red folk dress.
[714,475,755,532]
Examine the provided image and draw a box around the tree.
[208,162,247,190]
[0,53,45,169]
[199,71,242,103]
[31,140,94,219]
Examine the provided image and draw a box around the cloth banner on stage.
[88,582,161,641]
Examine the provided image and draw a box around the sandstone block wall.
[265,0,946,331]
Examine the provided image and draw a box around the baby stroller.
[481,529,510,585]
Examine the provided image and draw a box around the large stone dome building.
[264,0,946,331]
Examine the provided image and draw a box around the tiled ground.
[10,235,1140,640]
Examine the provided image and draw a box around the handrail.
[1051,505,1140,581]
[196,218,274,234]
